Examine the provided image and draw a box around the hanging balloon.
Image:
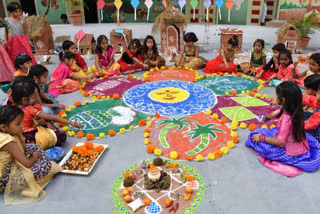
[203,0,211,23]
[145,0,153,21]
[114,0,123,25]
[131,0,139,20]
[225,0,234,22]
[97,0,105,21]
[215,0,224,20]
[190,0,199,20]
[178,0,186,12]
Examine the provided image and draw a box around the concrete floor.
[1,44,319,214]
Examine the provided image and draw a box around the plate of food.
[59,142,108,175]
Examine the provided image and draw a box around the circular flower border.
[112,158,206,214]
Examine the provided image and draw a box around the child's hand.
[270,100,277,106]
[226,64,230,70]
[58,104,66,110]
[255,72,263,79]
[293,61,298,67]
[75,67,81,72]
[252,134,261,143]
[185,57,190,63]
[32,151,41,161]
[72,122,82,129]
[83,68,88,72]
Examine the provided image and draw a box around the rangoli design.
[112,158,205,214]
[144,67,198,82]
[82,77,143,98]
[65,99,148,136]
[123,80,216,116]
[148,112,233,160]
[195,75,262,95]
[210,95,279,127]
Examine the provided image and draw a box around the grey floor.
[1,44,319,214]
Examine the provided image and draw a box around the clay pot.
[297,37,310,50]
[69,13,83,26]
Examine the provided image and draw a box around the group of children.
[1,1,320,206]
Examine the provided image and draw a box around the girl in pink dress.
[267,49,304,87]
[0,41,14,82]
[91,35,120,76]
[49,52,89,97]
[246,81,320,172]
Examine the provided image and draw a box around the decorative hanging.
[215,0,224,20]
[190,0,199,20]
[131,0,139,20]
[114,0,123,25]
[75,30,85,51]
[145,0,153,21]
[178,0,186,12]
[225,0,234,22]
[97,0,105,21]
[203,0,211,23]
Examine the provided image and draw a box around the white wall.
[1,23,320,48]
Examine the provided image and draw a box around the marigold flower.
[74,101,82,107]
[170,151,178,160]
[220,117,228,124]
[112,94,120,99]
[185,155,194,161]
[146,144,155,153]
[138,119,146,127]
[99,132,105,138]
[154,148,162,156]
[214,150,222,158]
[86,133,95,140]
[108,130,116,136]
[154,113,161,118]
[208,153,215,160]
[83,91,90,97]
[196,154,204,161]
[248,123,257,131]
[76,131,85,138]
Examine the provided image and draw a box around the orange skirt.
[203,56,236,74]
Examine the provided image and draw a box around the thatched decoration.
[277,23,299,39]
[25,16,47,39]
[152,0,188,33]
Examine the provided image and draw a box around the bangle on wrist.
[259,135,266,143]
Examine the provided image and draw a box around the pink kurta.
[277,64,304,86]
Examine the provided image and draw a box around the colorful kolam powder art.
[80,75,143,99]
[62,99,149,138]
[143,66,198,82]
[112,158,206,214]
[123,80,217,116]
[145,112,236,161]
[195,73,264,95]
[210,95,279,130]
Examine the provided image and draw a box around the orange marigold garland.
[138,119,146,127]
[146,144,155,153]
[83,91,90,97]
[112,94,120,99]
[248,123,257,131]
[84,141,94,150]
[232,136,239,143]
[108,130,116,136]
[220,117,228,124]
[93,145,104,153]
[97,94,103,99]
[144,128,151,133]
[74,101,82,107]
[185,155,195,161]
[214,150,222,158]
[154,113,160,118]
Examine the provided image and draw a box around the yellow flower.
[232,73,236,76]
[170,151,179,160]
[270,124,276,129]
[68,131,75,137]
[230,132,238,137]
[207,153,215,160]
[133,76,137,79]
[212,113,219,119]
[93,78,96,81]
[205,110,212,115]
[230,124,237,131]
[212,73,217,76]
[161,66,165,69]
[107,96,111,99]
[129,125,135,130]
[225,92,230,96]
[113,75,117,77]
[93,98,97,102]
[120,75,123,78]
[196,154,204,161]
[154,149,162,156]
[240,122,247,129]
[220,147,229,154]
[261,124,268,129]
[242,74,247,78]
[255,93,261,98]
[144,139,150,145]
[231,120,239,126]
[69,105,74,109]
[64,108,68,112]
[146,123,151,128]
[150,68,154,72]
[263,94,268,99]
[224,72,229,76]
[207,74,211,77]
[102,96,106,99]
[99,133,105,138]
[144,133,149,138]
[247,76,251,79]
[178,66,182,69]
[99,77,104,80]
[84,100,89,104]
[246,90,251,94]
[227,141,235,148]
[241,91,246,96]
[146,117,151,121]
[62,126,70,132]
[120,128,126,134]
[61,113,67,118]
[171,65,176,69]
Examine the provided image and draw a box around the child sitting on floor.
[303,82,320,141]
[11,80,81,149]
[246,81,320,172]
[239,39,266,75]
[292,53,320,79]
[142,35,165,70]
[118,39,148,74]
[13,53,32,78]
[28,65,66,114]
[267,49,304,87]
[255,43,286,81]
[61,40,95,79]
[0,105,61,205]
[49,51,89,98]
[91,35,121,76]
[175,32,206,70]
[203,35,238,74]
[303,74,320,113]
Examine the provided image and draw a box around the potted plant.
[64,0,83,25]
[292,13,320,49]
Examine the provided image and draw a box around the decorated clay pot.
[69,13,83,26]
[148,167,161,182]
